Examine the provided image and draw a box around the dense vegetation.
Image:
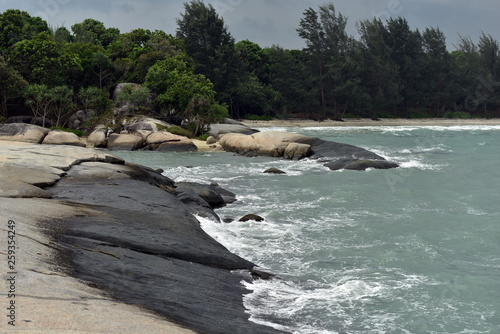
[1,1,499,133]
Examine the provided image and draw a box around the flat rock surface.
[0,140,285,334]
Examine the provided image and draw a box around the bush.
[50,126,86,137]
[443,111,471,119]
[165,125,192,138]
[244,114,273,121]
[198,133,210,141]
[409,110,433,119]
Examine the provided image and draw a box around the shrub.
[166,125,192,138]
[50,126,86,137]
[443,111,471,119]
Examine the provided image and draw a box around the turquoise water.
[111,125,500,334]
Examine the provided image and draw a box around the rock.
[284,142,311,160]
[42,130,86,147]
[67,110,96,129]
[87,129,108,148]
[175,182,232,209]
[175,189,221,222]
[264,168,286,174]
[239,214,265,222]
[31,116,53,127]
[113,83,140,102]
[107,133,146,151]
[219,131,313,158]
[206,136,217,145]
[208,120,259,139]
[0,123,49,143]
[146,131,197,152]
[325,158,400,171]
[309,138,385,161]
[7,115,32,124]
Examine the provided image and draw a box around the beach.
[240,117,500,128]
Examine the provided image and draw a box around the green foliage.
[165,125,192,138]
[9,32,82,86]
[443,111,471,119]
[78,87,113,114]
[50,126,86,137]
[116,84,150,108]
[244,114,273,121]
[145,55,216,114]
[183,94,229,136]
[0,9,49,52]
[198,133,210,141]
[0,56,28,117]
[71,19,119,47]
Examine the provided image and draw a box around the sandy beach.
[240,118,500,128]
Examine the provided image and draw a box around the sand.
[240,118,500,128]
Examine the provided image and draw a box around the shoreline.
[240,118,500,128]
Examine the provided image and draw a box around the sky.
[1,0,499,51]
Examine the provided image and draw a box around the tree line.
[1,1,499,132]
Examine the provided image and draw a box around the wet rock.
[264,168,286,174]
[324,158,400,171]
[175,182,235,208]
[239,214,265,222]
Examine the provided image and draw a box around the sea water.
[111,125,500,334]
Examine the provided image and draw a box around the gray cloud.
[1,0,498,50]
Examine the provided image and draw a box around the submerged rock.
[264,168,287,174]
[239,214,265,222]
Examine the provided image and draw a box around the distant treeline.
[1,0,499,125]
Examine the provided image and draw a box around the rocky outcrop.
[146,131,198,152]
[219,130,399,170]
[0,141,284,334]
[208,119,259,139]
[0,123,50,144]
[107,133,146,151]
[220,131,313,159]
[87,129,108,148]
[67,109,95,129]
[42,130,86,147]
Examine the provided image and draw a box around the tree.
[50,86,75,127]
[91,51,118,89]
[116,84,150,109]
[423,27,451,116]
[357,18,401,118]
[71,19,120,47]
[319,2,349,120]
[0,56,28,118]
[184,94,228,136]
[25,84,52,127]
[78,86,112,115]
[9,32,82,87]
[145,55,216,115]
[0,9,49,54]
[176,0,240,105]
[297,7,327,117]
[386,17,425,116]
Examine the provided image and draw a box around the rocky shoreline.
[0,139,286,333]
[0,120,402,333]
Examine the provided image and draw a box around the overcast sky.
[1,0,499,51]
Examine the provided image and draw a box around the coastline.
[240,118,500,128]
[0,140,284,334]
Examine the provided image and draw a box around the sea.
[110,125,500,334]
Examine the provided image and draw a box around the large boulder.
[175,182,236,208]
[219,131,313,159]
[124,117,171,133]
[87,129,108,148]
[67,110,96,129]
[107,133,146,151]
[146,131,197,152]
[42,130,86,147]
[7,116,32,124]
[207,119,259,139]
[325,158,400,171]
[0,123,49,144]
